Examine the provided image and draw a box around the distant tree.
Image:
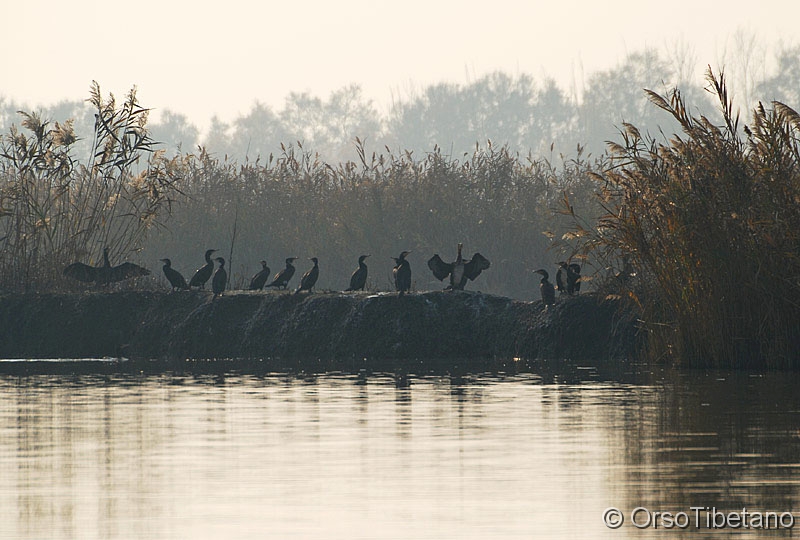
[280,85,383,162]
[527,77,577,156]
[149,110,200,157]
[717,29,767,110]
[757,43,800,107]
[203,115,233,158]
[227,101,289,163]
[579,49,687,155]
[387,72,546,157]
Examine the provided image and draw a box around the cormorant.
[569,263,582,293]
[295,257,319,294]
[249,260,271,290]
[614,256,636,284]
[534,269,556,307]
[160,258,189,291]
[189,249,217,289]
[63,247,150,284]
[345,254,369,291]
[557,261,581,295]
[212,257,227,296]
[393,251,412,296]
[266,257,298,289]
[427,243,491,290]
[555,263,566,293]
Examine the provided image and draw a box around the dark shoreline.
[0,290,639,370]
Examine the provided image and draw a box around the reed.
[1,86,602,300]
[145,139,600,298]
[0,82,181,291]
[573,68,800,368]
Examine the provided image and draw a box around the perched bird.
[427,243,491,290]
[63,247,150,285]
[160,258,189,291]
[534,269,556,307]
[295,257,319,294]
[212,257,227,296]
[345,254,370,291]
[189,249,218,289]
[614,256,636,284]
[393,251,412,296]
[555,264,566,294]
[249,260,271,290]
[557,261,581,295]
[569,263,582,294]
[266,257,298,289]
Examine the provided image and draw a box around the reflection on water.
[0,367,799,539]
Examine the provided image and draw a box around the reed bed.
[4,72,800,368]
[0,82,181,290]
[576,69,800,368]
[0,86,600,298]
[148,140,600,299]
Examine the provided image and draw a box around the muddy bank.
[0,290,639,368]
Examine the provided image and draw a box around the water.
[0,365,799,539]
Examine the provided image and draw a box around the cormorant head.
[160,258,171,266]
[398,250,411,260]
[260,260,268,268]
[359,254,370,263]
[286,257,298,264]
[215,257,225,267]
[534,269,549,280]
[310,257,318,264]
[558,261,568,269]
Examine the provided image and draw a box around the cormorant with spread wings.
[427,243,490,290]
[63,247,150,285]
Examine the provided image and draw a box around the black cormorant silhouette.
[295,257,319,294]
[266,257,298,289]
[557,261,581,295]
[212,257,227,296]
[189,249,217,289]
[160,258,189,291]
[63,247,150,284]
[345,254,369,291]
[393,251,412,296]
[556,264,566,293]
[249,260,271,290]
[614,256,636,284]
[569,263,582,293]
[534,269,556,307]
[427,243,491,290]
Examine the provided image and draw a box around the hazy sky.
[5,0,798,131]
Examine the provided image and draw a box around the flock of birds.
[62,243,505,298]
[534,262,582,307]
[62,244,585,305]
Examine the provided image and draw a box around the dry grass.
[571,68,800,368]
[0,82,182,290]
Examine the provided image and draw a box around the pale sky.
[4,0,798,131]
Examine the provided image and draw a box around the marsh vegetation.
[2,59,800,368]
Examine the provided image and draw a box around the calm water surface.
[1,364,799,539]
